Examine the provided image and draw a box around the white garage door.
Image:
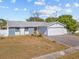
[48,27,67,36]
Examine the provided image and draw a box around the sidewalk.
[31,46,79,59]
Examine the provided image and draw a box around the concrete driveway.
[47,35,79,47]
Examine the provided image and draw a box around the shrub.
[0,37,5,40]
[31,33,42,37]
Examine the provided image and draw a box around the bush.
[0,37,5,40]
[31,33,42,37]
[52,41,56,43]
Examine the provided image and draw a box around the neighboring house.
[0,21,68,36]
[75,22,79,33]
[75,28,79,33]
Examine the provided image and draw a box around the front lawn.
[0,36,67,59]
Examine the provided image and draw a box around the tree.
[45,17,57,22]
[26,17,44,22]
[26,17,44,36]
[27,10,45,36]
[27,10,44,22]
[57,15,77,34]
[0,19,7,29]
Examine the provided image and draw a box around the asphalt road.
[47,35,79,47]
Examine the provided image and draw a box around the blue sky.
[0,0,79,21]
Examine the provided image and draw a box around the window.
[15,27,20,32]
[25,27,28,31]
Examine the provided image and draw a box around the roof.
[7,21,65,27]
[47,22,65,27]
[7,21,47,27]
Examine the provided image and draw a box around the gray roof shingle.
[7,21,65,27]
[7,21,47,27]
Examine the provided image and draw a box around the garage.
[47,22,68,36]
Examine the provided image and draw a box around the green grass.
[58,52,79,59]
[0,36,68,59]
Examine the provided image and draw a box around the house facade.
[0,21,68,36]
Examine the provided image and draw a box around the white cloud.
[73,16,79,20]
[58,3,62,6]
[32,4,73,17]
[34,0,45,5]
[66,9,72,13]
[0,6,9,8]
[34,2,45,5]
[65,3,71,7]
[74,3,79,7]
[27,0,32,2]
[14,8,27,11]
[37,5,62,16]
[11,0,16,3]
[23,8,27,11]
[14,8,19,11]
[45,5,62,11]
[0,0,3,2]
[56,0,60,2]
[64,9,72,13]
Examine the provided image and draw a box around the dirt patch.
[0,36,67,59]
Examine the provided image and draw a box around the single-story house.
[0,21,68,36]
[75,22,79,33]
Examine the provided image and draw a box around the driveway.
[47,35,79,47]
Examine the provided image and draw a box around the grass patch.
[0,36,68,59]
[58,51,79,59]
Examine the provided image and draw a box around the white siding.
[75,30,79,33]
[20,28,29,35]
[0,29,9,36]
[20,28,25,35]
[25,31,29,35]
[47,27,67,36]
[15,28,30,35]
[15,32,20,35]
[47,23,67,36]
